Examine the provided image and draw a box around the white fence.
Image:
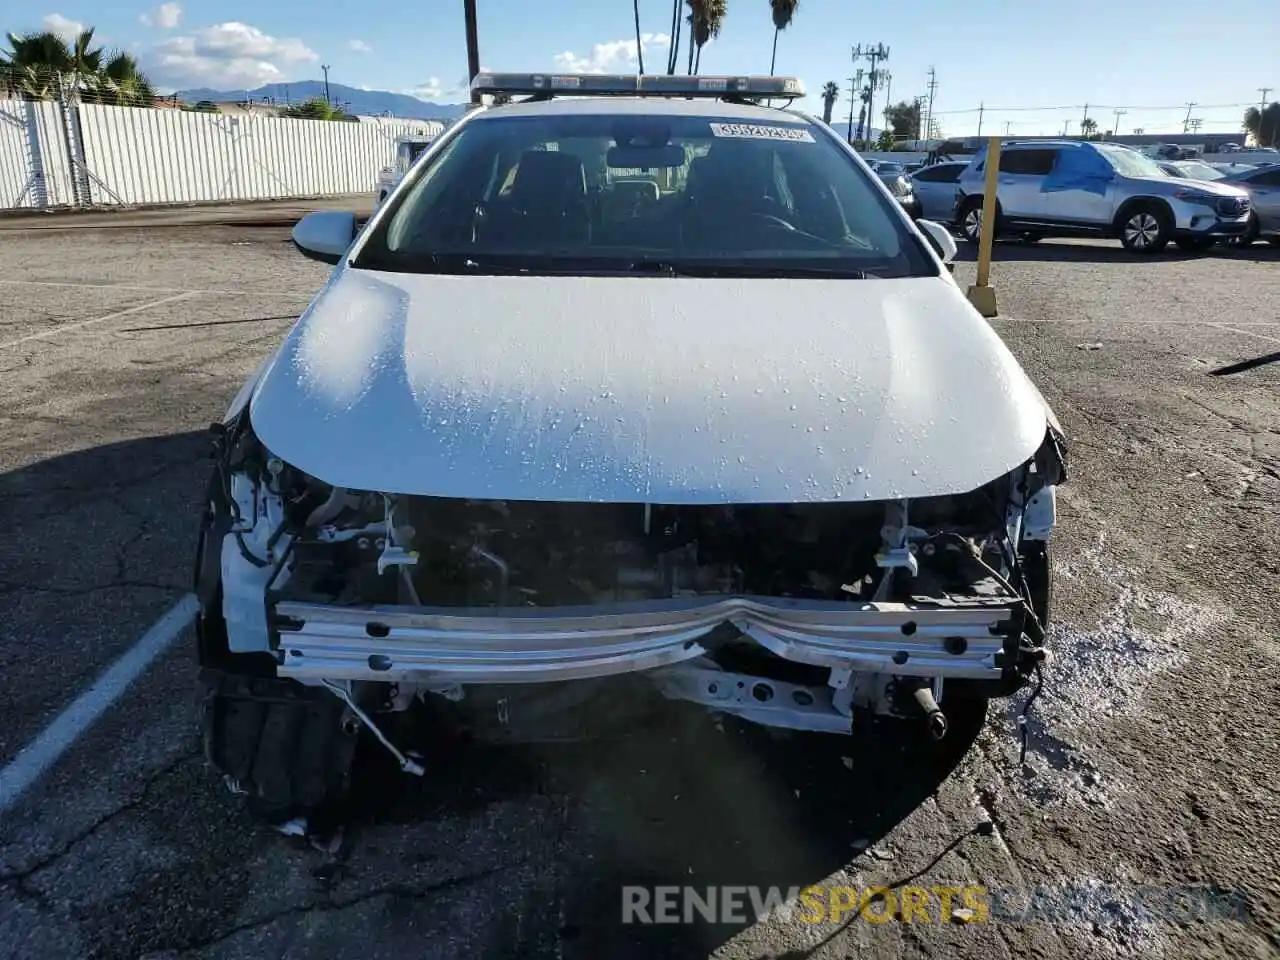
[0,97,446,210]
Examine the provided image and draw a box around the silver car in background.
[1157,159,1230,183]
[866,160,922,218]
[1220,164,1280,246]
[908,160,969,224]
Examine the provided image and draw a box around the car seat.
[481,150,592,248]
[682,146,782,248]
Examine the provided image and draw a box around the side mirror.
[916,218,958,267]
[292,211,358,265]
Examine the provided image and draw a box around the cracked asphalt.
[0,209,1278,960]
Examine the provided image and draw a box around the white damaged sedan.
[195,73,1067,824]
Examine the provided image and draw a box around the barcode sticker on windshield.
[709,122,815,143]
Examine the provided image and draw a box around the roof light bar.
[470,72,805,100]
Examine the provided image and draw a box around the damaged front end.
[196,410,1067,762]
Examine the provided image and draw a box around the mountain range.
[172,80,469,120]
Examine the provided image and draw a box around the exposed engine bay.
[281,490,1022,610]
[198,414,1066,778]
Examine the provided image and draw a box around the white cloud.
[410,76,445,99]
[348,39,371,53]
[139,3,182,29]
[552,33,670,74]
[146,21,318,90]
[41,13,85,42]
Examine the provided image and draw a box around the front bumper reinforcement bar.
[272,596,1016,684]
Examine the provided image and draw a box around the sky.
[7,0,1276,137]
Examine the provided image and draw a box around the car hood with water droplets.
[246,269,1051,504]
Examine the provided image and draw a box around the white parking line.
[1211,323,1280,345]
[0,292,197,349]
[0,593,199,814]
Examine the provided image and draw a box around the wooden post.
[966,135,1001,317]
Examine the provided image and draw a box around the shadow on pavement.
[345,693,987,958]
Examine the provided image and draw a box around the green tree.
[1244,102,1280,147]
[280,97,353,121]
[768,0,798,75]
[2,27,154,105]
[820,80,838,124]
[95,51,155,106]
[882,99,921,140]
[1080,117,1099,140]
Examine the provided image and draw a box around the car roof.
[474,96,813,124]
[1002,139,1085,150]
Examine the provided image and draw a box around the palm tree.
[1079,117,1098,139]
[2,26,153,104]
[3,30,78,98]
[821,80,838,124]
[97,51,155,107]
[633,0,645,73]
[686,0,727,74]
[768,0,798,76]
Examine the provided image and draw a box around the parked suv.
[954,140,1252,253]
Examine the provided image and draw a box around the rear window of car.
[998,149,1058,176]
[353,111,937,279]
[913,163,963,183]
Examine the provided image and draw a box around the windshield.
[875,162,904,174]
[1173,161,1225,181]
[1092,144,1169,179]
[355,111,935,279]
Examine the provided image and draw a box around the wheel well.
[1113,197,1173,231]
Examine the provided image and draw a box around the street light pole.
[464,0,481,105]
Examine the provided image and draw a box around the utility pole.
[321,64,331,104]
[1080,102,1089,134]
[976,102,984,137]
[923,66,937,147]
[1112,108,1127,137]
[1004,121,1011,135]
[851,44,889,147]
[1062,119,1071,136]
[844,64,865,144]
[464,0,481,104]
[1182,102,1196,134]
[1260,88,1274,147]
[913,95,927,142]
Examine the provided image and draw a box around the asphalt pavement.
[0,210,1278,959]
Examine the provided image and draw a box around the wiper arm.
[627,260,871,279]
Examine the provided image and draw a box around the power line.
[929,100,1257,116]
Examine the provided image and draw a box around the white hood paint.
[247,270,1050,504]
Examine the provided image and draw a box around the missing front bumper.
[272,595,1016,685]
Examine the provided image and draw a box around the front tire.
[201,669,359,827]
[194,467,357,828]
[1119,204,1172,253]
[1230,213,1261,247]
[958,198,996,244]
